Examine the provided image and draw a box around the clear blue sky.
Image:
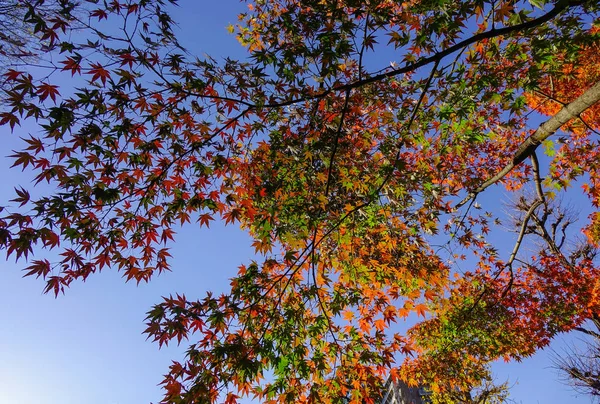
[0,1,593,403]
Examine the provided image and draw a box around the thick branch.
[457,80,600,208]
[534,89,600,135]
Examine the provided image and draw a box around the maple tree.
[1,0,600,403]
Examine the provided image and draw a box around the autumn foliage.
[525,27,600,250]
[525,26,600,134]
[1,0,600,403]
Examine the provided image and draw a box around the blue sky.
[0,1,595,403]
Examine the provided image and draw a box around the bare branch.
[507,198,543,268]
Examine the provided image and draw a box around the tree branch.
[261,0,579,110]
[533,89,600,136]
[507,198,543,268]
[457,80,600,208]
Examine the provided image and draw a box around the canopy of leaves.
[1,0,600,403]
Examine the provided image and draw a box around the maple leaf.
[3,69,22,81]
[0,112,20,131]
[23,259,51,279]
[9,187,30,207]
[9,151,34,170]
[119,53,137,68]
[198,213,214,227]
[414,304,428,318]
[374,318,386,332]
[37,83,60,103]
[424,290,437,301]
[223,208,242,225]
[87,63,110,86]
[60,57,82,76]
[90,8,108,20]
